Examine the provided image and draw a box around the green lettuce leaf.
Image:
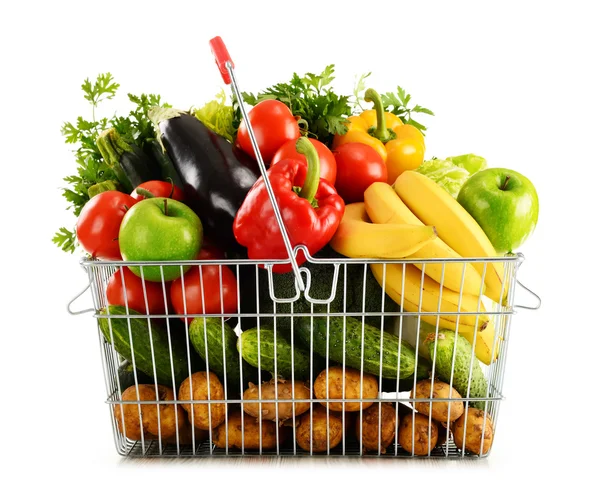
[193,90,237,142]
[415,158,471,198]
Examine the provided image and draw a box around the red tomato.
[271,138,337,185]
[130,180,184,202]
[333,143,388,203]
[197,238,226,260]
[236,99,300,164]
[170,264,238,322]
[106,268,169,315]
[76,191,137,260]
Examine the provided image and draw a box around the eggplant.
[151,110,258,252]
[97,128,162,193]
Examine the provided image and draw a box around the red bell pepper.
[233,137,345,273]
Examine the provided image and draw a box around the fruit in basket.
[98,305,193,386]
[332,143,387,203]
[178,371,226,430]
[236,99,300,164]
[272,137,337,185]
[410,379,464,424]
[356,402,397,454]
[238,328,311,381]
[424,330,488,410]
[149,109,258,252]
[76,191,137,260]
[242,379,311,421]
[130,180,185,202]
[189,318,254,391]
[170,263,238,322]
[118,197,203,282]
[296,405,344,452]
[452,408,494,455]
[329,202,437,259]
[313,366,379,412]
[233,137,345,273]
[294,316,416,379]
[394,170,507,304]
[213,409,287,450]
[364,182,485,295]
[114,384,185,441]
[457,168,539,253]
[398,412,439,455]
[370,263,490,332]
[106,268,169,315]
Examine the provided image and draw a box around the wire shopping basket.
[66,37,541,458]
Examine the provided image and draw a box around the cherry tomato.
[333,143,388,203]
[170,263,238,323]
[76,191,137,260]
[130,180,184,202]
[236,99,300,164]
[271,138,337,185]
[106,267,169,315]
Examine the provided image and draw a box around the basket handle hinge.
[67,282,95,315]
[514,279,541,311]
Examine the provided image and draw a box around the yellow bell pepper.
[333,88,425,184]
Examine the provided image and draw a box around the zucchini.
[237,328,311,381]
[189,317,255,390]
[238,246,399,330]
[294,316,416,379]
[98,305,194,387]
[117,360,154,390]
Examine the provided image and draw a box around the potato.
[314,366,379,412]
[160,418,208,445]
[296,405,344,452]
[452,408,494,455]
[398,412,439,455]
[178,371,226,430]
[411,379,464,424]
[114,384,185,441]
[242,380,311,421]
[356,402,396,454]
[213,410,288,450]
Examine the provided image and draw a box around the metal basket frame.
[68,249,540,458]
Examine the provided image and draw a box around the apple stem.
[123,204,129,212]
[164,198,168,216]
[501,175,511,191]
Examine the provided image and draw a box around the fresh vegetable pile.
[60,65,539,455]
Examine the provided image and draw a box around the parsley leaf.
[381,86,434,134]
[52,227,77,254]
[82,72,119,107]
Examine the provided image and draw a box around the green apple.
[119,197,203,282]
[457,168,539,254]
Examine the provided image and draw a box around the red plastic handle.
[209,36,234,85]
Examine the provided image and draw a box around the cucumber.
[98,305,193,387]
[117,360,154,390]
[294,316,416,379]
[381,357,431,393]
[424,329,488,410]
[189,317,255,390]
[237,328,311,381]
[238,246,399,329]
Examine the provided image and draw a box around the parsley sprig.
[242,65,353,146]
[54,73,169,253]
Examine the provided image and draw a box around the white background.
[1,0,598,481]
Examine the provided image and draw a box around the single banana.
[329,202,437,259]
[364,182,486,296]
[460,320,502,366]
[370,263,489,332]
[394,171,507,304]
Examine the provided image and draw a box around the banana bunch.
[329,171,509,365]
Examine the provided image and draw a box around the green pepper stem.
[296,137,320,203]
[364,88,390,142]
